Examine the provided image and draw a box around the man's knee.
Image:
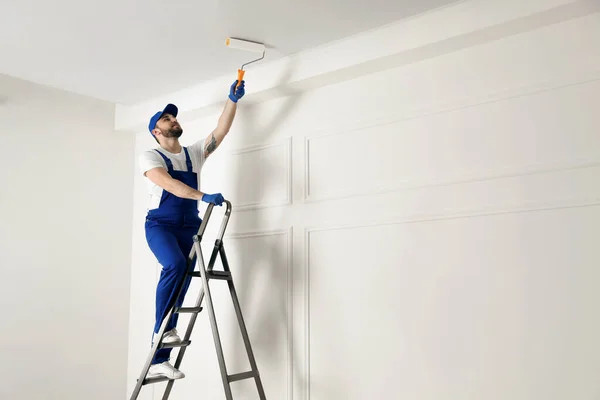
[159,251,187,276]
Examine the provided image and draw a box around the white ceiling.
[1,0,458,104]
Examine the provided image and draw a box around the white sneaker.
[162,328,182,344]
[147,361,185,380]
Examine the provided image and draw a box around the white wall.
[126,1,600,399]
[0,75,134,400]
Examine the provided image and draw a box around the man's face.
[155,113,183,138]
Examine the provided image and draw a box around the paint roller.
[225,37,265,88]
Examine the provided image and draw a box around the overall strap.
[154,150,174,171]
[183,147,193,172]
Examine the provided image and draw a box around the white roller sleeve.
[226,38,265,53]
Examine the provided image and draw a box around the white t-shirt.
[138,139,206,211]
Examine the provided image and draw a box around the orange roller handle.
[236,69,246,88]
[236,69,245,87]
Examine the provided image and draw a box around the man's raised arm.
[204,80,245,159]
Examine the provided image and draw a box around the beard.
[164,126,183,138]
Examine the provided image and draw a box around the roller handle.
[236,69,245,88]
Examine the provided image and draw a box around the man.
[138,80,245,379]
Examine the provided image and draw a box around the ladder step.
[175,306,203,314]
[142,375,183,385]
[228,371,256,382]
[159,340,191,349]
[189,270,232,280]
[208,270,232,280]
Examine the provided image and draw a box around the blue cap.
[148,103,178,134]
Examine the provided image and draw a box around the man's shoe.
[162,328,182,344]
[147,361,185,380]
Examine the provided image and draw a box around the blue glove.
[229,80,245,103]
[202,193,225,206]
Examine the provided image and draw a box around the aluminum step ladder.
[129,200,267,400]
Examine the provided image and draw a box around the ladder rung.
[159,340,191,349]
[228,371,255,382]
[189,270,232,280]
[208,270,232,280]
[142,375,182,385]
[175,306,203,314]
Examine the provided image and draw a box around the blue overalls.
[144,147,200,364]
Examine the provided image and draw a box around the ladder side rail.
[161,240,223,399]
[129,203,216,399]
[194,238,235,399]
[220,244,267,399]
[162,201,233,399]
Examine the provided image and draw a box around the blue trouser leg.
[145,222,198,364]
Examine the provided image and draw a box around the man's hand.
[228,80,245,103]
[201,193,225,206]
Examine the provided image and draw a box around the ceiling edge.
[114,0,598,134]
